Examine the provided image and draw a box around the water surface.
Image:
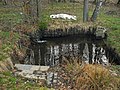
[25,35,113,66]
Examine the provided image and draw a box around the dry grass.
[59,59,120,90]
[0,58,14,72]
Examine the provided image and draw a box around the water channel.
[24,35,119,66]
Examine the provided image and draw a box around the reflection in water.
[25,36,109,66]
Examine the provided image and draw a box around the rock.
[14,64,49,81]
[53,79,57,83]
[95,26,107,39]
[54,73,58,78]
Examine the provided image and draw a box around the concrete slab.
[14,64,50,80]
[15,64,49,72]
[22,70,34,74]
[31,66,39,71]
[38,66,50,71]
[15,64,32,71]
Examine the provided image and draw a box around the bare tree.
[83,0,89,22]
[91,0,103,22]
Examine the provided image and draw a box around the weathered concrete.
[14,64,58,87]
[14,64,50,80]
[15,64,49,72]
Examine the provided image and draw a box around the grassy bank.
[0,31,20,61]
[0,72,51,90]
[40,2,120,54]
[0,2,120,54]
[0,1,120,89]
[98,4,120,54]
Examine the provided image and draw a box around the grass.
[39,2,95,29]
[40,2,120,53]
[0,31,20,61]
[0,71,52,90]
[97,5,120,54]
[0,1,120,89]
[0,5,23,61]
[107,29,120,53]
[0,6,23,31]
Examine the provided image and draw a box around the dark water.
[24,35,117,66]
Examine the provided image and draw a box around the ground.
[0,71,53,90]
[0,1,120,89]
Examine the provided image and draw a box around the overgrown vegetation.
[58,60,120,90]
[0,31,20,61]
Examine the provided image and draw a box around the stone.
[53,79,57,83]
[14,64,49,81]
[95,26,107,39]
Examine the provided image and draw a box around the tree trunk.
[83,0,89,22]
[36,0,39,20]
[117,0,120,4]
[91,0,103,22]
